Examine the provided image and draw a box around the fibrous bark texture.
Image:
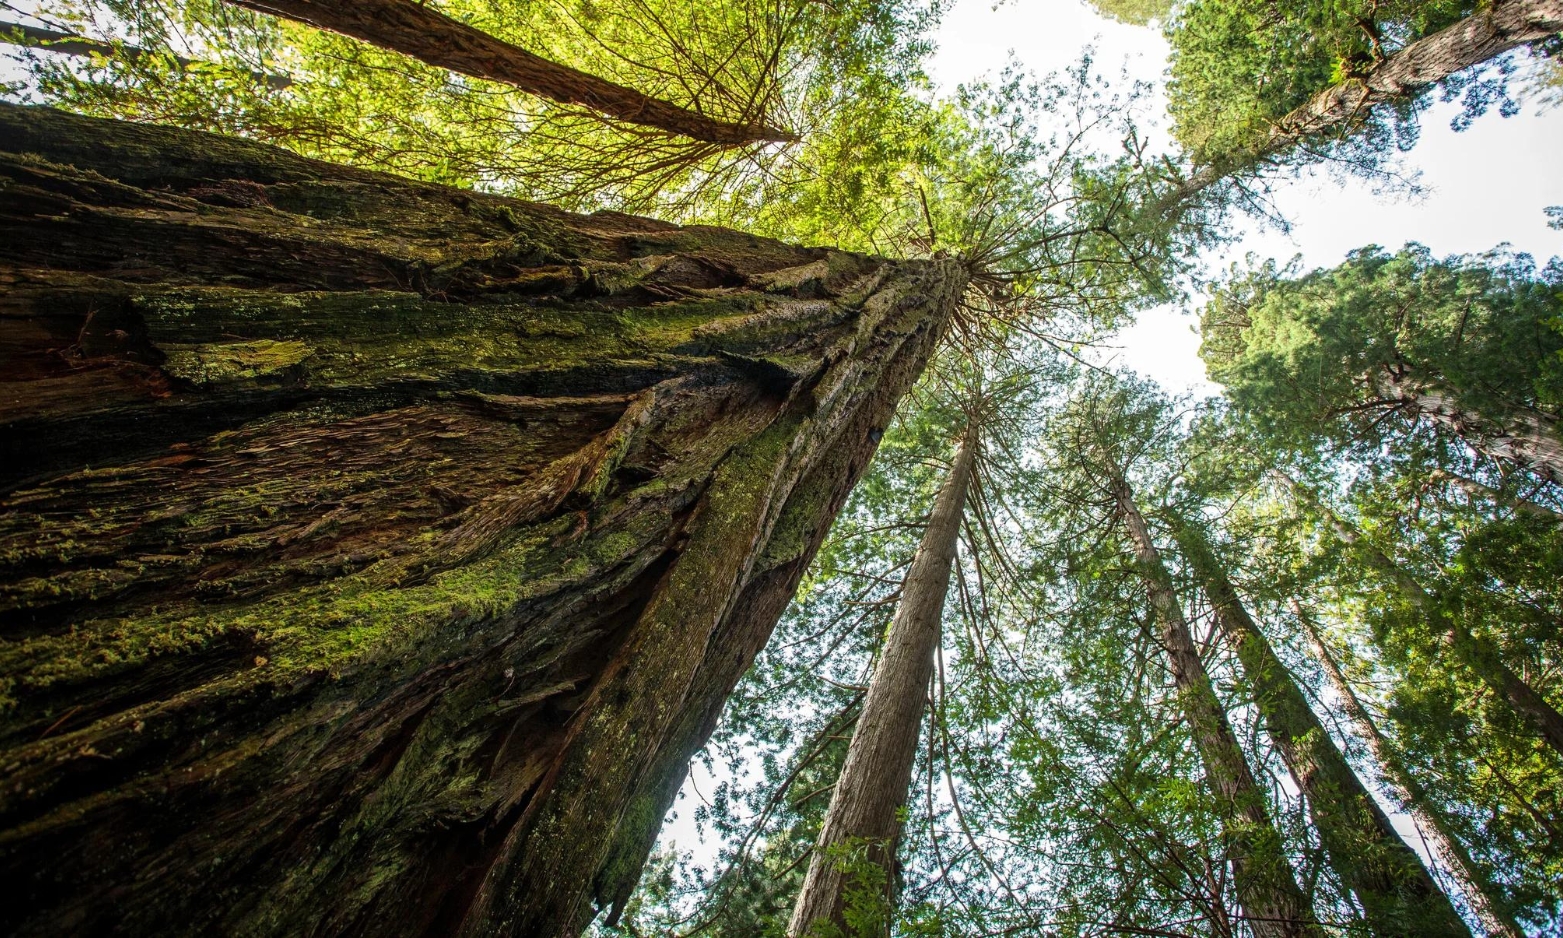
[1180,532,1468,938]
[1292,602,1524,938]
[0,104,963,937]
[1112,479,1321,938]
[788,421,978,936]
[226,0,795,145]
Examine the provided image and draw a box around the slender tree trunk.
[1430,469,1563,522]
[1169,0,1563,203]
[0,19,293,88]
[788,421,979,936]
[1374,372,1563,485]
[225,0,795,145]
[1274,472,1563,759]
[1177,529,1468,938]
[0,104,964,937]
[1111,479,1321,938]
[1291,602,1526,938]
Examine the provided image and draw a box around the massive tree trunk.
[1373,372,1563,486]
[0,104,964,937]
[1275,472,1563,760]
[226,0,795,146]
[1169,0,1563,204]
[787,420,978,936]
[1111,479,1321,938]
[1292,602,1525,938]
[1178,530,1468,938]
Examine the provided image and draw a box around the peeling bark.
[0,104,963,937]
[1179,530,1468,938]
[1112,479,1321,938]
[788,420,979,936]
[225,0,796,145]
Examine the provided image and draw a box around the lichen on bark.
[0,104,965,937]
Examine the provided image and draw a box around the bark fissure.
[0,104,964,937]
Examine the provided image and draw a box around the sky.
[926,0,1563,397]
[655,0,1563,871]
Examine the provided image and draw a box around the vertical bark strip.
[1275,472,1563,759]
[0,104,963,937]
[1111,479,1321,938]
[225,0,796,145]
[788,420,979,936]
[1169,0,1563,204]
[1292,602,1525,938]
[1178,530,1468,938]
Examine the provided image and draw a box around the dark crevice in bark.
[0,103,965,937]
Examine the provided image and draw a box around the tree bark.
[1178,529,1468,938]
[1111,478,1321,938]
[0,19,293,89]
[1373,372,1563,485]
[225,0,796,145]
[0,104,964,937]
[1169,0,1563,204]
[787,420,979,936]
[1292,602,1525,938]
[1428,468,1563,523]
[1274,472,1563,760]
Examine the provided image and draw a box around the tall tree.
[1110,475,1320,938]
[1164,0,1563,201]
[1274,472,1563,759]
[1291,602,1525,938]
[0,104,965,937]
[1177,526,1469,937]
[1201,246,1563,484]
[788,415,979,935]
[222,0,794,145]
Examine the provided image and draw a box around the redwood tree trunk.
[0,104,963,937]
[226,0,795,145]
[1170,0,1563,204]
[1179,530,1468,938]
[1292,602,1524,938]
[1275,472,1563,759]
[1111,479,1321,938]
[787,420,979,936]
[1375,373,1563,485]
[0,19,293,89]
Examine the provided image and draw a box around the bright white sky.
[927,0,1563,397]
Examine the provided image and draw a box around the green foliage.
[1084,0,1175,27]
[1200,244,1563,459]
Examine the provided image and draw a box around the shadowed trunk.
[1169,0,1563,204]
[0,104,963,937]
[1274,472,1563,760]
[1373,372,1563,485]
[1292,602,1525,938]
[1178,529,1468,938]
[1111,478,1321,938]
[226,0,796,145]
[788,420,978,936]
